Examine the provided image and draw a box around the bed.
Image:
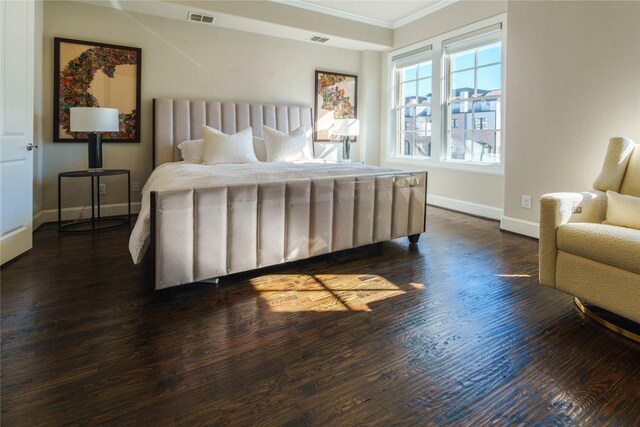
[131,98,427,289]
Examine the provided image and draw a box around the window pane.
[472,130,499,162]
[448,101,471,132]
[449,131,472,160]
[478,42,501,66]
[400,107,415,132]
[415,106,431,131]
[451,70,474,98]
[474,98,501,129]
[418,61,432,78]
[415,132,431,157]
[401,80,417,105]
[451,49,474,71]
[402,65,417,82]
[401,132,414,155]
[477,64,501,93]
[418,78,432,101]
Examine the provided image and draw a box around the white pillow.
[603,190,640,230]
[201,125,258,165]
[262,125,313,162]
[177,139,204,163]
[253,136,267,162]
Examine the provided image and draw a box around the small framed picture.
[314,70,358,142]
[53,37,142,143]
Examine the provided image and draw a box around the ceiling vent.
[187,12,215,24]
[309,36,329,43]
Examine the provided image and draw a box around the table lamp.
[332,118,359,162]
[70,107,119,172]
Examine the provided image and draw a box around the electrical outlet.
[99,183,106,195]
[131,181,140,192]
[521,195,531,209]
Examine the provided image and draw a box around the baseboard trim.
[36,202,141,224]
[33,210,45,231]
[500,216,540,239]
[427,194,503,220]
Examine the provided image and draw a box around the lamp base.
[342,136,351,161]
[88,132,103,172]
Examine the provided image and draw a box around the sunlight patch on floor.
[250,274,408,312]
[496,274,531,278]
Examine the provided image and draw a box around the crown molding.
[392,0,459,29]
[270,0,459,30]
[270,0,394,29]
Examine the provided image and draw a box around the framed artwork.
[314,70,358,142]
[53,37,142,143]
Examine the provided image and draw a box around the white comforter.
[129,161,398,264]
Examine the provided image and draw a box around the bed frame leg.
[408,234,421,244]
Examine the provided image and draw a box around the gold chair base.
[574,298,640,343]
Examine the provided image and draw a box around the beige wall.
[41,1,364,211]
[359,50,383,165]
[504,0,640,226]
[33,0,44,215]
[381,1,507,213]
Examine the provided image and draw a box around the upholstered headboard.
[153,98,313,167]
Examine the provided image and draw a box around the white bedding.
[129,161,399,264]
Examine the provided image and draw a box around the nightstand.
[58,169,131,232]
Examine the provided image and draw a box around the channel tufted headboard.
[153,98,314,168]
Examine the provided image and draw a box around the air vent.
[188,12,215,24]
[309,36,329,43]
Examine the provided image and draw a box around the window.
[444,30,502,163]
[393,47,432,158]
[386,17,505,172]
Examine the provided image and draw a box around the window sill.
[385,155,504,176]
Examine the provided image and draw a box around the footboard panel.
[153,171,427,289]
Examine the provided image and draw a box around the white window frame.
[392,48,433,158]
[384,14,506,176]
[443,29,502,164]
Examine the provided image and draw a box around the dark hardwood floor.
[2,207,639,425]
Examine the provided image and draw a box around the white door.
[0,0,35,265]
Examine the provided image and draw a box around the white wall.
[380,1,508,217]
[41,1,368,212]
[503,0,640,236]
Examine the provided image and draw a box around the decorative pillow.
[253,136,267,162]
[201,125,258,165]
[603,190,640,230]
[262,125,313,162]
[177,139,204,163]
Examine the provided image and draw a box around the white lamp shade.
[70,107,119,132]
[332,118,360,137]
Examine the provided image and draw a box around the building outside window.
[444,31,502,163]
[392,46,432,158]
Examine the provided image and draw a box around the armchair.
[539,137,640,335]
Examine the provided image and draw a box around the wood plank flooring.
[2,207,639,425]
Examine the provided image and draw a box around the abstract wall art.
[53,38,141,142]
[314,70,358,142]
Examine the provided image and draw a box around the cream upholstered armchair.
[539,137,640,327]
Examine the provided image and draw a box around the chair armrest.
[539,190,607,287]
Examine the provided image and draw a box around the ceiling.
[77,0,459,51]
[277,0,457,28]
